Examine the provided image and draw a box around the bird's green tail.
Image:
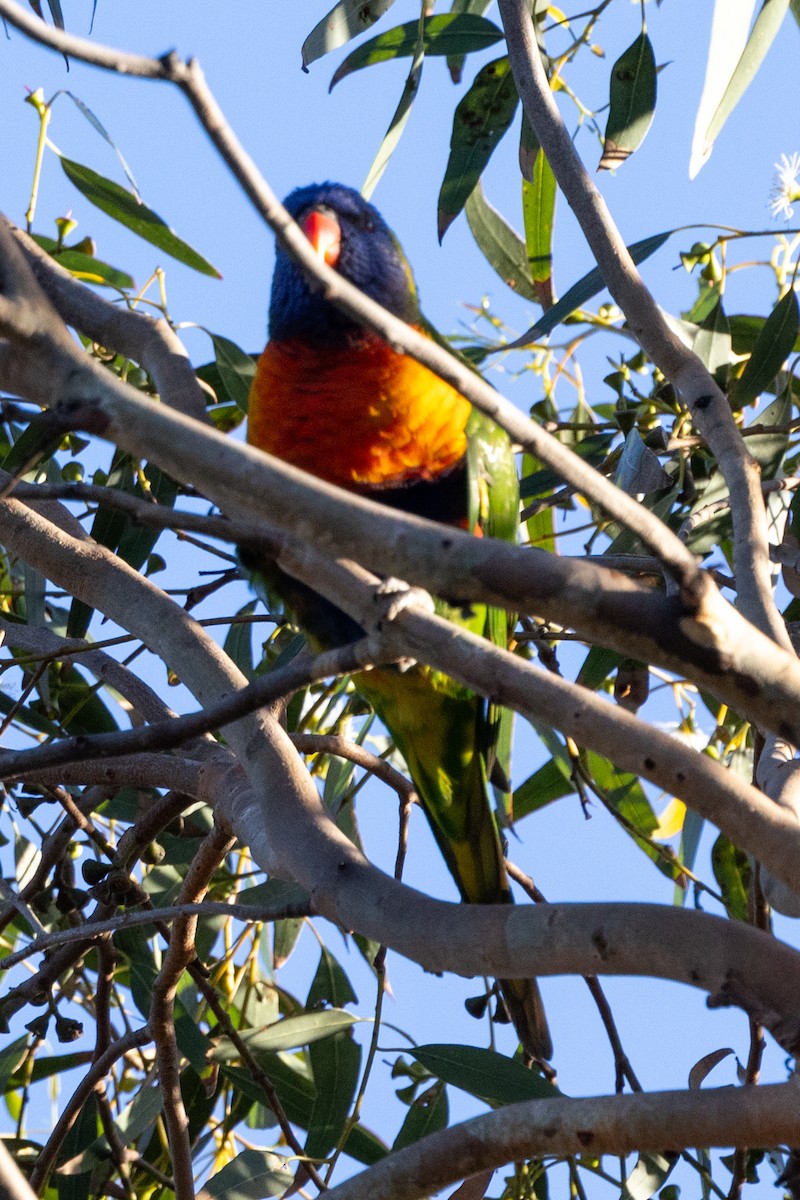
[360,664,552,1061]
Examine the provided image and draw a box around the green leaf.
[700,0,790,165]
[213,1010,358,1058]
[31,235,134,289]
[204,1149,294,1200]
[599,32,657,169]
[513,757,573,820]
[302,0,397,68]
[621,1151,678,1200]
[437,56,519,241]
[57,91,140,196]
[464,183,537,302]
[59,157,221,277]
[272,916,305,968]
[520,432,613,497]
[508,230,673,345]
[522,150,556,308]
[691,0,763,176]
[412,1044,558,1105]
[730,312,800,358]
[224,602,256,681]
[330,13,504,88]
[307,946,358,1009]
[113,928,158,1020]
[210,334,258,413]
[746,387,791,479]
[731,288,799,408]
[362,49,424,199]
[693,299,731,382]
[305,1032,361,1158]
[393,1080,449,1150]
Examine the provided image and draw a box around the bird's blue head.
[269,182,421,343]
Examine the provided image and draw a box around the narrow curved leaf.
[688,1047,735,1089]
[57,91,140,196]
[59,157,221,277]
[599,32,657,170]
[699,0,789,168]
[412,1044,558,1105]
[330,13,504,88]
[302,0,397,69]
[213,1009,358,1057]
[522,150,556,308]
[362,16,425,199]
[731,287,799,408]
[464,183,537,302]
[438,57,518,240]
[506,229,673,346]
[305,1033,361,1158]
[690,0,757,177]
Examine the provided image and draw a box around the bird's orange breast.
[247,333,471,490]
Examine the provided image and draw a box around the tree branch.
[319,1083,800,1200]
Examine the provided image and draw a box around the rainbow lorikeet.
[246,182,552,1061]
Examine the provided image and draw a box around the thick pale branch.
[497,0,785,648]
[3,484,800,1048]
[321,1083,800,1200]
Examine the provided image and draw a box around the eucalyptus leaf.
[302,0,397,68]
[696,0,789,171]
[464,183,537,302]
[437,57,519,240]
[507,230,673,345]
[731,288,799,408]
[412,1044,558,1104]
[60,157,221,277]
[599,32,657,169]
[330,14,504,88]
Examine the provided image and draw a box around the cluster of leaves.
[1,2,800,1199]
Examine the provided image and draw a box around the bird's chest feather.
[248,333,472,490]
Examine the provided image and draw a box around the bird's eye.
[361,215,375,233]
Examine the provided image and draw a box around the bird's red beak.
[301,209,341,267]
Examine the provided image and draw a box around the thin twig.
[29,1028,151,1192]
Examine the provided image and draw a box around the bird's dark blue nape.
[269,182,420,343]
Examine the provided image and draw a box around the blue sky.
[2,2,800,1195]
